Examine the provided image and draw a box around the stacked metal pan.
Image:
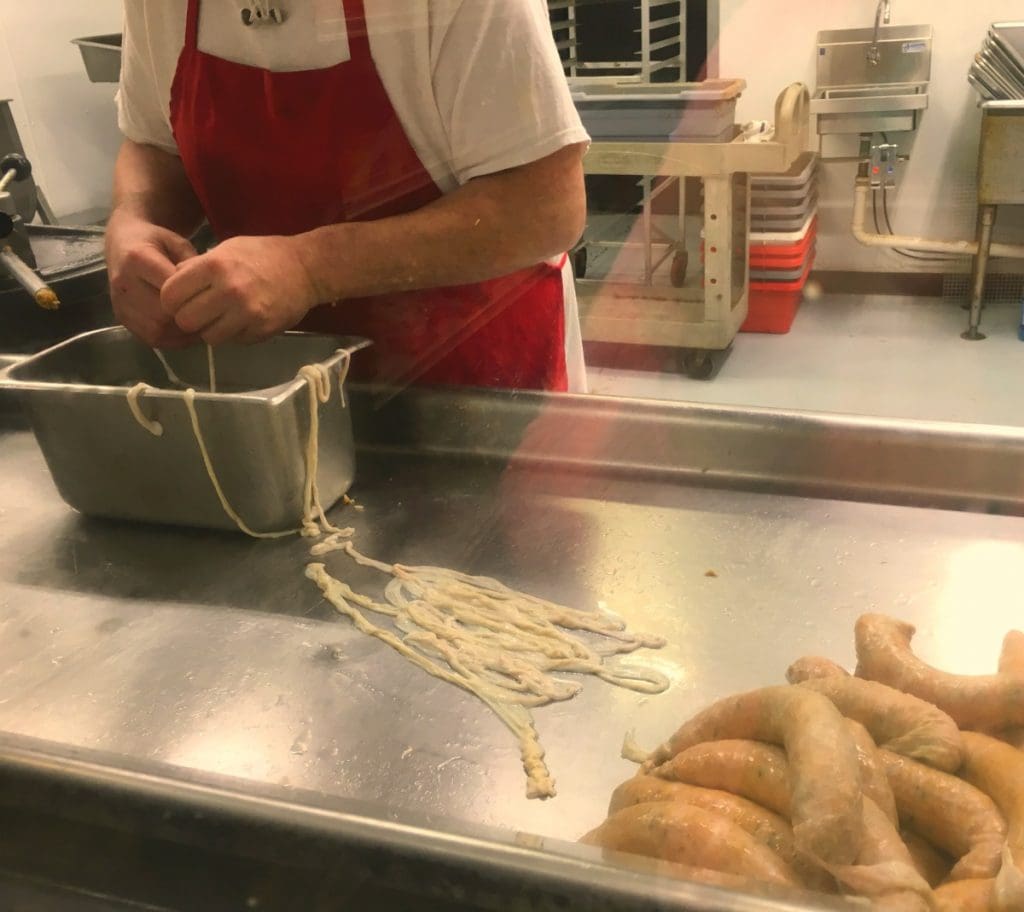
[969,22,1024,100]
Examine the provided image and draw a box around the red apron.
[169,0,569,391]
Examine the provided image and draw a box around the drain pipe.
[852,177,1024,259]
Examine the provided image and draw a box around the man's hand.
[106,210,200,349]
[160,236,320,345]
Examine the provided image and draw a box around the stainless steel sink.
[819,82,926,104]
[812,25,933,134]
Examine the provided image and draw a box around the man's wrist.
[110,191,202,239]
[291,224,353,305]
[110,192,161,225]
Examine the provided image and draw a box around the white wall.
[0,1,123,220]
[718,0,1024,273]
[0,1,1017,270]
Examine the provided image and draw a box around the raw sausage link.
[607,774,835,893]
[580,800,803,886]
[960,732,1024,912]
[998,631,1024,751]
[845,719,899,826]
[786,656,850,682]
[933,878,994,912]
[796,674,963,772]
[651,735,891,845]
[609,774,700,815]
[651,740,792,816]
[854,613,1024,731]
[823,797,933,912]
[645,686,863,864]
[609,777,792,849]
[880,748,1005,880]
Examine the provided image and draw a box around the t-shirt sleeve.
[431,0,589,183]
[115,4,179,154]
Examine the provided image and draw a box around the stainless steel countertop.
[0,385,1021,908]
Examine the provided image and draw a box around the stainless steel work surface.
[0,386,1021,864]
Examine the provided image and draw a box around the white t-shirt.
[117,0,590,390]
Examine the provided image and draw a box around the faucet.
[867,0,892,66]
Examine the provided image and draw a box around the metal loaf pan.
[0,328,369,533]
[72,34,123,83]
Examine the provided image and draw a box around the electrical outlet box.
[869,142,900,189]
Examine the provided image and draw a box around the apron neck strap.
[340,0,369,52]
[184,0,201,51]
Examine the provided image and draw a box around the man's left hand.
[160,235,320,345]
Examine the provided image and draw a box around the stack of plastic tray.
[742,152,818,333]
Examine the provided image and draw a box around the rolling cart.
[575,83,810,378]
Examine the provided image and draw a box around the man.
[110,0,589,391]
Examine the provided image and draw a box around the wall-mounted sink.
[819,83,926,105]
[811,25,933,134]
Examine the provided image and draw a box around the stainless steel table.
[0,385,1022,909]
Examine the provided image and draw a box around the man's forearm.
[294,144,586,302]
[111,139,204,237]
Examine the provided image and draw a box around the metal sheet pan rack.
[548,0,685,85]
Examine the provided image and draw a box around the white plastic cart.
[576,83,810,378]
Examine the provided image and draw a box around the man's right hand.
[106,209,199,349]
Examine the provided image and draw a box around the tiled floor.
[585,293,1024,427]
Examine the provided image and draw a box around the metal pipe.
[963,205,996,341]
[0,246,59,309]
[851,180,1024,258]
[0,169,17,194]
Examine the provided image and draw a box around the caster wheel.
[682,350,713,380]
[573,245,588,279]
[670,251,689,288]
[0,153,31,182]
